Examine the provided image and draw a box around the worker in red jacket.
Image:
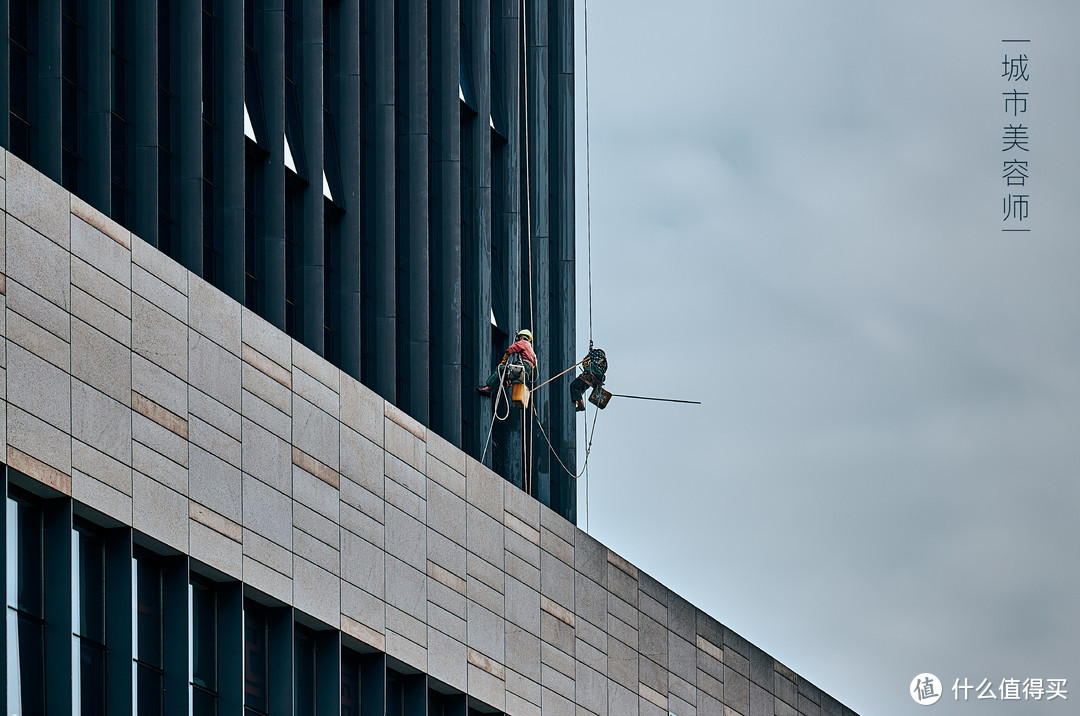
[477,329,537,396]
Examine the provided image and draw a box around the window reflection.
[73,522,106,716]
[7,495,46,716]
[244,600,269,715]
[190,578,219,715]
[134,550,165,716]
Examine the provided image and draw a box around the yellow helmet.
[516,329,533,342]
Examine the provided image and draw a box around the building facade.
[1,151,856,716]
[0,0,577,521]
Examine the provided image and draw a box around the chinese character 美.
[1003,160,1029,186]
[1003,124,1030,152]
[1046,679,1068,700]
[914,676,939,701]
[1000,678,1022,700]
[977,678,998,700]
[1002,54,1030,81]
[1004,194,1029,221]
[1004,90,1029,116]
[1024,678,1044,700]
[954,678,975,701]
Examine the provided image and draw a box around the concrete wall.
[0,151,854,716]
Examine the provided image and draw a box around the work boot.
[476,385,494,397]
[573,399,585,412]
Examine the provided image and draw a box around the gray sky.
[571,1,1080,713]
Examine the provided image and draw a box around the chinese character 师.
[1004,194,1029,222]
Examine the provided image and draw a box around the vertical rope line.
[584,405,590,531]
[584,0,593,344]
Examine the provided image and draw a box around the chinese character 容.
[1003,160,1028,186]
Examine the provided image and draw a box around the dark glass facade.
[2,468,507,715]
[0,0,577,522]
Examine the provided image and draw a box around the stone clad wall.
[0,150,853,716]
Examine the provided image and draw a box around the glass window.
[6,495,46,716]
[73,523,106,716]
[190,578,219,715]
[294,625,316,716]
[243,601,269,715]
[133,550,164,716]
[340,649,361,716]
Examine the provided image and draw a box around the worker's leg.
[477,369,500,396]
[570,375,587,402]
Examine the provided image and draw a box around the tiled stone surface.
[1,162,855,716]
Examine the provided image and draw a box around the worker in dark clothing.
[477,329,537,396]
[569,346,607,411]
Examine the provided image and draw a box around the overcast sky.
[571,2,1080,714]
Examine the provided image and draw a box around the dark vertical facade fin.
[268,606,294,709]
[430,0,462,445]
[260,0,286,330]
[179,0,203,274]
[134,0,160,246]
[374,0,396,400]
[301,0,325,355]
[162,556,190,716]
[551,0,576,518]
[491,0,524,483]
[222,0,246,303]
[218,581,244,713]
[86,0,112,212]
[42,498,73,714]
[104,529,134,715]
[37,0,63,181]
[0,0,8,144]
[405,0,431,424]
[463,0,493,458]
[338,0,363,378]
[526,0,552,503]
[360,652,387,713]
[317,629,342,714]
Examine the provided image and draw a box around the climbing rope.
[584,0,594,345]
[480,364,515,463]
[533,401,601,480]
[531,361,582,393]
